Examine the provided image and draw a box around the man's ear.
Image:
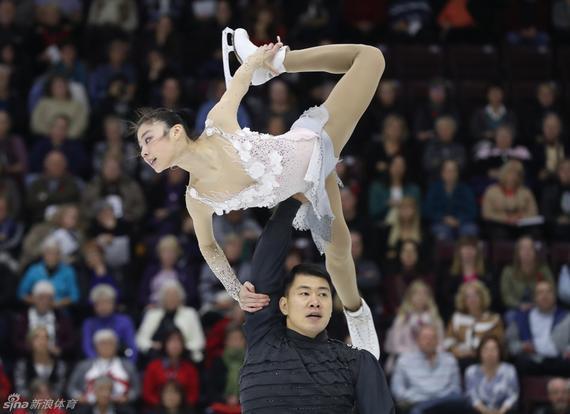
[279,296,288,316]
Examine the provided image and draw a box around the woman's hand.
[246,39,284,74]
[239,281,270,313]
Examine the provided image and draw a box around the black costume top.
[239,199,394,413]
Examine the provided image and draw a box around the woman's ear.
[279,296,288,316]
[170,124,183,140]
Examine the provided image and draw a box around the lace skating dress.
[186,105,340,254]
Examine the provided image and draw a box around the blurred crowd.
[0,0,569,413]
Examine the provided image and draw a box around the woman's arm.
[208,43,283,132]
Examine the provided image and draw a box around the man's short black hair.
[283,263,333,296]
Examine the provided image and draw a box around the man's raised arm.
[243,198,301,345]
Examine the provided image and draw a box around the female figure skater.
[136,28,385,358]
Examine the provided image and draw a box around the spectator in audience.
[80,240,121,300]
[501,236,554,312]
[256,79,299,132]
[541,159,570,241]
[445,281,504,370]
[195,79,251,135]
[26,150,81,222]
[422,116,466,180]
[87,201,131,271]
[471,84,516,142]
[370,81,406,132]
[76,375,135,414]
[441,236,494,316]
[414,79,459,143]
[424,159,477,241]
[0,162,21,219]
[507,280,570,376]
[0,109,27,181]
[89,39,136,105]
[367,114,411,181]
[13,326,67,399]
[50,41,88,86]
[86,0,138,34]
[29,114,90,178]
[31,75,88,139]
[12,280,75,358]
[351,230,382,314]
[82,284,137,363]
[384,280,445,373]
[92,115,139,177]
[92,73,136,124]
[526,82,563,141]
[536,113,568,183]
[136,280,205,363]
[482,160,540,240]
[147,167,188,236]
[212,210,261,253]
[437,0,480,43]
[533,377,570,414]
[369,155,421,223]
[142,328,199,410]
[139,235,198,308]
[199,233,251,310]
[82,154,146,225]
[383,196,425,261]
[391,324,465,413]
[388,0,434,41]
[20,203,83,268]
[142,0,186,25]
[141,15,182,65]
[149,76,184,110]
[13,379,67,414]
[473,124,532,182]
[205,324,245,412]
[505,0,550,46]
[151,380,193,414]
[68,329,140,406]
[17,238,80,307]
[383,240,435,317]
[0,194,23,257]
[465,335,519,414]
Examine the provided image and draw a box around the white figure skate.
[222,27,288,88]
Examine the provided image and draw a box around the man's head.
[535,280,556,313]
[435,116,456,143]
[417,324,439,357]
[43,150,67,178]
[279,264,334,338]
[547,378,570,412]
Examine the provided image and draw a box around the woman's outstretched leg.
[283,44,385,155]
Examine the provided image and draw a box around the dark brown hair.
[134,107,196,141]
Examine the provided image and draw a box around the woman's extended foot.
[222,27,288,87]
[344,299,380,359]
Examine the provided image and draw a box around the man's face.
[417,326,438,355]
[535,282,555,312]
[280,274,333,338]
[549,379,569,411]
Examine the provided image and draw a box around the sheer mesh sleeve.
[200,243,242,303]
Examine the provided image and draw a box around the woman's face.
[162,385,182,409]
[398,202,416,222]
[411,286,428,310]
[51,78,68,99]
[137,121,178,173]
[104,119,123,143]
[378,83,396,106]
[537,84,555,107]
[95,338,117,359]
[159,246,178,267]
[61,206,79,229]
[518,238,536,264]
[165,334,184,358]
[163,288,182,311]
[400,242,418,268]
[390,156,406,179]
[383,118,403,140]
[460,244,477,264]
[441,161,458,184]
[32,329,50,353]
[543,115,561,143]
[480,339,500,366]
[503,170,519,189]
[94,297,115,317]
[495,128,513,149]
[464,285,482,314]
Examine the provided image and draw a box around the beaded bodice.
[186,119,317,215]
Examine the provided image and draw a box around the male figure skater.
[236,198,394,413]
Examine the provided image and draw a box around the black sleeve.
[243,198,301,347]
[354,351,395,414]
